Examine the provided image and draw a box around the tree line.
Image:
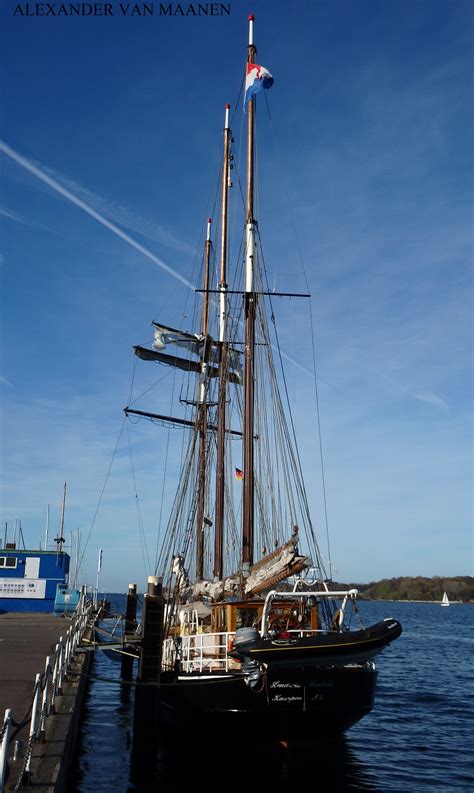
[342,576,474,602]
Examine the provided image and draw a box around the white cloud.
[414,392,449,412]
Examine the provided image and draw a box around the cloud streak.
[414,392,449,412]
[39,167,196,256]
[1,140,317,382]
[0,140,198,292]
[0,207,32,225]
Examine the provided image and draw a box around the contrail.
[0,139,315,379]
[0,139,197,291]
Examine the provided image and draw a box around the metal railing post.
[50,644,60,714]
[0,709,12,793]
[22,673,41,785]
[57,637,64,695]
[39,656,51,742]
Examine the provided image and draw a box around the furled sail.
[184,530,309,602]
[151,321,243,381]
[134,346,242,384]
[245,531,310,596]
[152,322,202,356]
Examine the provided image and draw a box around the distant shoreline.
[359,598,470,604]
[332,576,474,603]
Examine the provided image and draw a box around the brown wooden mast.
[242,14,257,569]
[196,219,212,580]
[214,105,232,580]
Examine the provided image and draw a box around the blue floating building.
[0,546,79,613]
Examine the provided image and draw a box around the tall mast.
[196,219,212,580]
[56,481,66,562]
[44,503,50,550]
[214,104,231,580]
[242,13,257,569]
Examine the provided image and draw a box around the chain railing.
[0,598,94,793]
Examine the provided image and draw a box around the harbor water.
[72,598,474,792]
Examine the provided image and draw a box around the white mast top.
[248,13,254,47]
[224,102,230,131]
[206,217,212,242]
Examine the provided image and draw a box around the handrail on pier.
[0,597,96,792]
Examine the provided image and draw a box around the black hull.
[159,664,377,735]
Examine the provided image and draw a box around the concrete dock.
[0,611,91,792]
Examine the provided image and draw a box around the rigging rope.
[76,415,127,583]
[126,421,151,576]
[263,91,333,580]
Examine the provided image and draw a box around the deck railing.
[163,631,238,673]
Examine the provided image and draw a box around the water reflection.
[128,730,376,792]
[73,607,376,793]
[74,656,376,793]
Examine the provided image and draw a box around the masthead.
[248,13,254,46]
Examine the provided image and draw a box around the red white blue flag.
[244,63,274,106]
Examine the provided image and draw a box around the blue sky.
[1,0,472,591]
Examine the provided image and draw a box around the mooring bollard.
[121,583,138,681]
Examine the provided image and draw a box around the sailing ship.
[125,14,402,734]
[441,592,450,607]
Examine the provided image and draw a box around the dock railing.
[0,598,94,792]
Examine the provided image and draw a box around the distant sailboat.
[441,592,450,607]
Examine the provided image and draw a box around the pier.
[0,607,93,792]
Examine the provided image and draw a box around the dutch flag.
[244,62,274,106]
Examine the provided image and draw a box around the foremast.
[242,13,257,573]
[196,218,212,580]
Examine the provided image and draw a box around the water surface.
[72,598,474,791]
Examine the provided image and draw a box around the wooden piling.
[131,576,164,784]
[121,583,137,681]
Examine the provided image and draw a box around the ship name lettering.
[159,3,230,14]
[12,2,116,13]
[273,695,303,703]
[270,681,301,689]
[309,680,334,688]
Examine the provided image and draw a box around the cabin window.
[235,608,258,629]
[0,557,17,569]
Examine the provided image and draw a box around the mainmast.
[242,14,257,569]
[196,219,212,580]
[214,104,231,580]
